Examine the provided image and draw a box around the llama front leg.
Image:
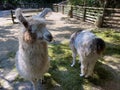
[85,61,96,78]
[32,79,39,90]
[80,57,87,77]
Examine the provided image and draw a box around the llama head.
[15,8,53,43]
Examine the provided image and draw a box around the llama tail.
[34,8,52,18]
[95,38,106,54]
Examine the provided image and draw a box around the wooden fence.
[53,4,120,28]
[103,8,120,28]
[11,8,42,23]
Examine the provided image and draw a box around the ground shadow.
[0,24,18,89]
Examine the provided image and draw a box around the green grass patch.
[92,28,120,57]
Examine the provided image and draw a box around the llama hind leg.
[71,48,77,67]
[32,79,39,90]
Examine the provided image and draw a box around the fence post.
[101,1,107,27]
[95,15,103,27]
[83,0,86,21]
[10,10,15,24]
[62,5,64,14]
[83,7,86,21]
[56,4,59,12]
[68,6,73,18]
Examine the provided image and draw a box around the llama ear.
[15,8,29,28]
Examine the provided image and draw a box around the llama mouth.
[45,38,52,42]
[44,35,53,42]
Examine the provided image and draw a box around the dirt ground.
[0,11,120,90]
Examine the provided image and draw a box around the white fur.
[15,8,53,90]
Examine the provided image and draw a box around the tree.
[68,0,120,8]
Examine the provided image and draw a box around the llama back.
[74,30,96,49]
[70,30,105,56]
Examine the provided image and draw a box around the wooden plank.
[86,9,103,13]
[104,17,120,20]
[86,17,96,22]
[86,12,102,16]
[105,14,120,17]
[103,21,120,25]
[85,19,95,23]
[12,8,42,13]
[85,7,104,10]
[105,8,120,12]
[86,15,97,19]
[72,11,83,17]
[86,11,103,15]
[103,24,120,28]
[11,8,42,24]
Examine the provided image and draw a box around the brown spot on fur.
[23,31,36,43]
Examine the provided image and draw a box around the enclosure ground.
[0,11,120,90]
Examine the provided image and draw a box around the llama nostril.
[48,34,52,39]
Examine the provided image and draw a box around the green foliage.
[68,0,120,7]
[106,0,120,8]
[2,0,62,4]
[68,0,101,7]
[68,0,84,5]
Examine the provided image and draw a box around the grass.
[46,28,120,90]
[48,43,84,89]
[92,28,120,58]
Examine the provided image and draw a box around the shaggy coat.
[70,30,105,78]
[15,8,53,90]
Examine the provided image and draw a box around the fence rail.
[53,4,120,28]
[11,8,42,24]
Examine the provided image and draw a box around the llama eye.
[31,26,38,33]
[31,25,37,32]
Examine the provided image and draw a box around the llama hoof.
[85,75,92,79]
[80,74,84,77]
[71,64,74,67]
[41,79,46,84]
[85,75,89,78]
